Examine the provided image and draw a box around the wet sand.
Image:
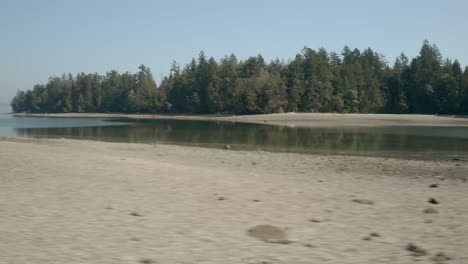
[13,112,468,127]
[1,137,467,263]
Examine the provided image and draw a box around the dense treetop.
[11,41,468,115]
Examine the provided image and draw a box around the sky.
[1,0,467,106]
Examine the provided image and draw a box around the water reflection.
[13,119,468,158]
[0,115,129,136]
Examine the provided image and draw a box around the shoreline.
[13,112,468,127]
[1,137,467,263]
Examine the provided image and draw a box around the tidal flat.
[1,136,467,263]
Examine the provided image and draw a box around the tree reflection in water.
[14,119,468,159]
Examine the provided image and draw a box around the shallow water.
[0,114,130,135]
[2,115,468,159]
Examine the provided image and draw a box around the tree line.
[11,40,468,115]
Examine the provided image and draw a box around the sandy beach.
[13,112,468,127]
[1,137,467,264]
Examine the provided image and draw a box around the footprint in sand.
[247,224,291,244]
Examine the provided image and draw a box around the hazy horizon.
[0,102,10,113]
[2,0,468,105]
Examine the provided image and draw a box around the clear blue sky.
[1,0,467,105]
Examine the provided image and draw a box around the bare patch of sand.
[14,112,468,127]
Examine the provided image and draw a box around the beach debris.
[452,157,461,161]
[428,198,439,204]
[352,199,374,205]
[130,211,143,217]
[303,243,315,248]
[251,162,257,165]
[423,207,439,214]
[252,199,261,202]
[217,196,226,201]
[247,224,290,244]
[405,243,428,257]
[429,183,439,188]
[363,236,372,241]
[105,205,113,210]
[224,145,231,150]
[432,252,451,263]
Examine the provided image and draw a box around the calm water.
[1,114,468,159]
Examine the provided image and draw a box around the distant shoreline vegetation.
[10,40,468,115]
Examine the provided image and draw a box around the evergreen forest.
[11,40,468,115]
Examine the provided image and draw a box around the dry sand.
[1,137,467,264]
[14,112,468,127]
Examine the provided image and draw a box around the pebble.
[405,243,427,257]
[428,198,439,204]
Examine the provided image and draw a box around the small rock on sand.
[309,218,324,223]
[352,199,374,205]
[217,196,226,201]
[363,232,380,240]
[405,243,428,257]
[428,198,439,204]
[130,212,143,217]
[247,225,290,244]
[429,183,439,188]
[139,258,154,264]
